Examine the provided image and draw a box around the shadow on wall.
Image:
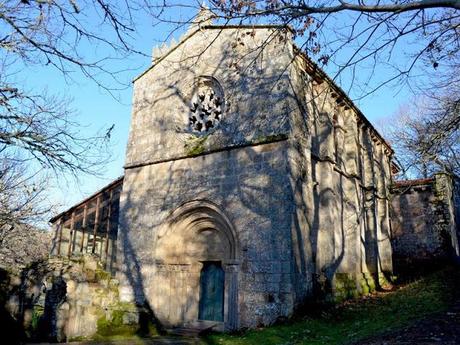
[2,27,395,340]
[0,267,25,344]
[0,255,164,343]
[117,28,392,330]
[0,262,69,344]
[118,30,303,330]
[390,177,460,279]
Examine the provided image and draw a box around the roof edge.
[393,177,435,188]
[293,46,394,156]
[49,176,124,224]
[132,24,292,83]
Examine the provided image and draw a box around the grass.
[202,266,459,345]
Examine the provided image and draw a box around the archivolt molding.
[155,200,239,263]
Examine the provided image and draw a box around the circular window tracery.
[188,77,224,134]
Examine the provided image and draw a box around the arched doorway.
[152,200,239,330]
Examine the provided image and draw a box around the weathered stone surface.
[1,255,142,342]
[44,23,398,335]
[117,24,395,331]
[391,174,460,271]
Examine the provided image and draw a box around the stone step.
[167,320,219,337]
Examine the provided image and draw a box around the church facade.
[50,24,395,332]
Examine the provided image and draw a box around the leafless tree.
[382,93,459,179]
[2,0,459,172]
[148,1,460,98]
[0,0,142,241]
[1,1,459,224]
[0,158,50,228]
[0,156,52,266]
[2,0,459,160]
[0,0,146,173]
[148,1,460,179]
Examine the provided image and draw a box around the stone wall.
[390,174,460,272]
[125,27,296,168]
[1,255,145,343]
[119,140,296,330]
[119,24,395,331]
[290,54,394,301]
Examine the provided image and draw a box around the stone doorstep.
[167,320,220,337]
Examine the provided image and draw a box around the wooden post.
[80,204,87,252]
[92,196,101,254]
[57,218,63,256]
[67,211,75,257]
[104,190,113,259]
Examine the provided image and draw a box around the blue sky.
[21,4,414,215]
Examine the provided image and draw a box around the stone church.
[48,22,397,333]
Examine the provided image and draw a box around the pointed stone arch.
[155,200,239,263]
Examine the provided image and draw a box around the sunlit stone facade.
[116,25,394,331]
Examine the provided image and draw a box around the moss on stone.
[332,273,379,303]
[378,272,395,288]
[184,132,288,157]
[359,274,376,295]
[185,135,208,156]
[30,305,44,333]
[333,273,357,301]
[96,310,138,337]
[69,256,85,265]
[68,335,90,342]
[95,268,111,282]
[95,302,159,340]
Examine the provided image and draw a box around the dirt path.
[356,299,460,345]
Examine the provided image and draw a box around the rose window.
[189,79,224,133]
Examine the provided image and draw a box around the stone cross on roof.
[189,3,215,30]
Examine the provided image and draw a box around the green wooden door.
[198,262,225,322]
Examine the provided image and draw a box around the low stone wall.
[0,255,153,343]
[390,174,460,273]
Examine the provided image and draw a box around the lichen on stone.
[184,134,208,156]
[252,133,288,145]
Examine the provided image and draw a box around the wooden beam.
[80,204,87,252]
[57,219,63,256]
[67,211,75,257]
[92,196,101,254]
[104,190,113,259]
